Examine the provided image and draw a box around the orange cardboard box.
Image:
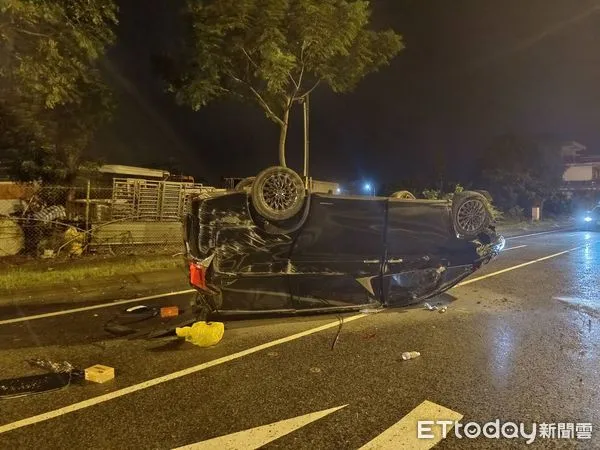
[85,365,115,383]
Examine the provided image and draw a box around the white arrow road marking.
[359,400,463,450]
[173,405,347,450]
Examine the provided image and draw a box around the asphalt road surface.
[1,230,599,449]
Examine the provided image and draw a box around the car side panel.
[383,199,478,305]
[288,195,386,307]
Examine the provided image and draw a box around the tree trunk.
[278,107,290,167]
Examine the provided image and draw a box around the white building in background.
[561,141,600,197]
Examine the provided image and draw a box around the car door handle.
[388,258,404,263]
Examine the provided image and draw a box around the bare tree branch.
[295,80,320,101]
[15,28,51,38]
[241,47,258,69]
[226,72,284,126]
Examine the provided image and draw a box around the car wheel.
[234,177,255,191]
[452,192,491,238]
[251,166,306,222]
[390,190,416,199]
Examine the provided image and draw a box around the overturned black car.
[184,167,504,316]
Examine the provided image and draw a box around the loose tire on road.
[251,166,306,222]
[390,190,416,200]
[452,191,491,239]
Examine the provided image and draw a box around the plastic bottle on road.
[401,351,421,361]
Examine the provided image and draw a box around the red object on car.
[189,261,207,290]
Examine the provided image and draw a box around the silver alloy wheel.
[456,198,486,233]
[260,172,301,212]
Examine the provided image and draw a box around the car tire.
[234,177,255,191]
[390,190,416,199]
[452,191,491,239]
[251,166,306,222]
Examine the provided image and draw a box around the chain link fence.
[0,180,223,260]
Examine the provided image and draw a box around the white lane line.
[174,405,347,449]
[457,244,586,287]
[502,245,527,251]
[0,289,195,326]
[505,229,567,240]
[0,243,591,433]
[0,314,366,435]
[359,400,463,449]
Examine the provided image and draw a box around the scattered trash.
[401,351,421,361]
[176,321,224,347]
[27,358,74,374]
[41,249,55,259]
[424,303,438,311]
[84,365,115,384]
[160,306,179,318]
[359,308,383,314]
[309,367,322,373]
[439,306,448,314]
[331,315,344,350]
[363,333,377,340]
[267,351,279,357]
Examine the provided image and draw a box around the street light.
[363,183,374,196]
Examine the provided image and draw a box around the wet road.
[1,230,599,449]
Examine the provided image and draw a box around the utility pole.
[302,94,310,179]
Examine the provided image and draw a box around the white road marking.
[504,229,567,240]
[359,400,463,449]
[0,289,195,326]
[0,314,366,435]
[457,244,586,287]
[0,240,590,434]
[173,405,347,449]
[502,245,527,251]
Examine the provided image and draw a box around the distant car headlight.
[584,217,593,222]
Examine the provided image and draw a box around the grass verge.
[0,255,185,291]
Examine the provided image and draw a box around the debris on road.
[176,321,224,347]
[401,351,421,361]
[439,306,448,314]
[359,308,383,314]
[0,358,84,399]
[0,372,71,399]
[424,303,438,311]
[85,365,115,384]
[160,305,180,318]
[27,358,74,374]
[309,367,322,373]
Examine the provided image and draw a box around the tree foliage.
[161,0,403,167]
[476,134,565,212]
[0,0,118,183]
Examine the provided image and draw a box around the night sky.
[89,0,600,185]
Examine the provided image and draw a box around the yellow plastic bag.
[176,321,224,347]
